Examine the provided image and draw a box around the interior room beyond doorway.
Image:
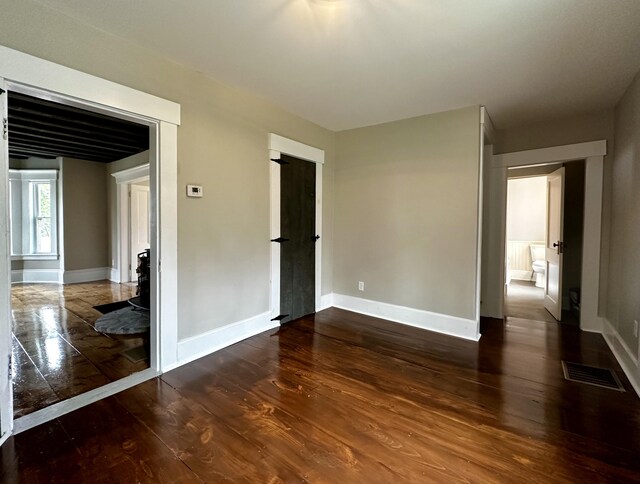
[504,161,584,325]
[11,281,148,418]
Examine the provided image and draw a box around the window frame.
[8,169,59,261]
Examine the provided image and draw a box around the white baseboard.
[109,267,120,283]
[175,311,277,369]
[11,269,62,284]
[331,293,480,341]
[62,267,110,284]
[319,293,334,311]
[602,318,640,397]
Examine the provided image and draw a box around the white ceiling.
[35,0,640,131]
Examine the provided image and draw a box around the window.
[9,169,59,259]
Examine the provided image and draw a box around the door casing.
[0,45,180,438]
[484,140,606,333]
[130,183,151,281]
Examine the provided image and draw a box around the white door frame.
[0,46,180,436]
[112,164,150,283]
[489,140,606,332]
[268,134,324,320]
[130,183,151,281]
[0,77,12,446]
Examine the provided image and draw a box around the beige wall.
[506,176,546,241]
[0,0,335,340]
[62,158,108,271]
[494,110,614,154]
[334,106,481,320]
[607,69,640,355]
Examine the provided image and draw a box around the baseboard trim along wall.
[62,267,110,284]
[109,268,120,283]
[602,318,640,398]
[175,311,278,369]
[171,294,480,375]
[331,293,481,341]
[320,293,334,311]
[11,269,62,284]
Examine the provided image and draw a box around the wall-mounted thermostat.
[186,184,203,198]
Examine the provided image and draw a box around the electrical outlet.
[358,281,364,291]
[634,320,639,338]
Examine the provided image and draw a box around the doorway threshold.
[13,367,160,434]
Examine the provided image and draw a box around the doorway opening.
[504,161,584,325]
[0,45,179,442]
[6,91,154,419]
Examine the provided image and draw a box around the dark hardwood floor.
[11,281,149,418]
[2,307,639,482]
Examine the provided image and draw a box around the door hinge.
[2,118,7,141]
[158,259,161,272]
[8,355,13,381]
[270,314,289,322]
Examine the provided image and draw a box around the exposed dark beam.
[9,131,136,155]
[10,152,112,163]
[9,142,120,162]
[10,122,145,151]
[8,113,149,145]
[9,139,122,159]
[7,91,150,163]
[9,92,146,131]
[9,105,149,139]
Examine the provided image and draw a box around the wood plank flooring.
[11,281,149,418]
[2,308,639,482]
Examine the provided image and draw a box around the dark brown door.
[279,154,316,323]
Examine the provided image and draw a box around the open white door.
[130,183,150,281]
[0,80,14,446]
[544,167,565,321]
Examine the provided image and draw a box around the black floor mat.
[93,300,130,314]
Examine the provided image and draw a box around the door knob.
[553,241,564,254]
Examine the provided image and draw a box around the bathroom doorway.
[504,161,584,324]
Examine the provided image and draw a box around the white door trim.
[0,46,180,437]
[0,77,12,443]
[130,184,151,281]
[0,46,180,124]
[489,140,606,332]
[112,164,150,284]
[268,134,324,320]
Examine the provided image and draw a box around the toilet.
[530,244,546,288]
